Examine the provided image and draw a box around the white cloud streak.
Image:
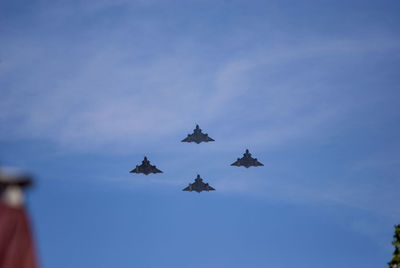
[2,33,397,153]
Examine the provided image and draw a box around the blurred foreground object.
[0,167,38,268]
[389,224,400,268]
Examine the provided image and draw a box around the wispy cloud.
[213,171,400,221]
[2,32,398,153]
[1,0,399,222]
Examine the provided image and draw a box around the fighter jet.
[183,174,215,193]
[181,124,214,144]
[231,149,264,168]
[130,156,163,175]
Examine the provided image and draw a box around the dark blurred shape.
[0,167,38,268]
[0,171,32,196]
[130,156,163,175]
[181,124,214,144]
[183,174,215,193]
[231,149,264,168]
[388,224,400,268]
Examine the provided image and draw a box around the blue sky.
[1,0,400,267]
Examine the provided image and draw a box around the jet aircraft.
[183,174,215,193]
[231,149,264,168]
[130,157,163,175]
[181,124,214,144]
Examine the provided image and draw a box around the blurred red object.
[0,202,38,268]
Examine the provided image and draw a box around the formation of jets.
[130,124,263,193]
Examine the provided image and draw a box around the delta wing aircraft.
[183,174,215,193]
[181,124,214,144]
[130,157,163,175]
[231,149,264,168]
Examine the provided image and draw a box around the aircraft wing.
[152,167,163,173]
[181,136,192,142]
[255,161,264,166]
[207,185,215,191]
[183,185,192,191]
[129,167,140,173]
[205,136,215,142]
[230,160,241,166]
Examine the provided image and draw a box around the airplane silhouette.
[181,124,214,144]
[183,174,215,193]
[130,157,163,175]
[231,149,264,168]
